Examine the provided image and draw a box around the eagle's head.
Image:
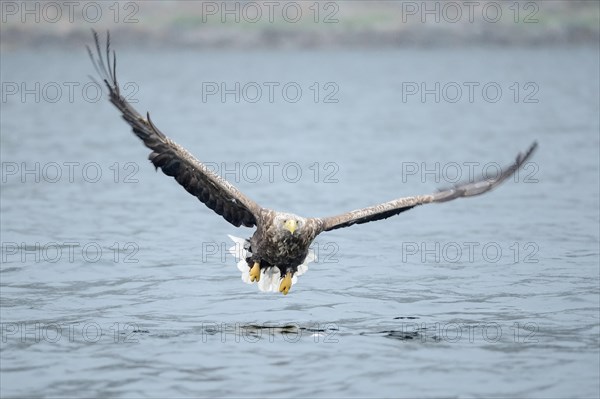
[274,212,307,237]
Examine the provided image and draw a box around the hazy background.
[2,0,599,49]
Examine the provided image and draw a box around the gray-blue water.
[1,46,599,398]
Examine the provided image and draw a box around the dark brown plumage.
[88,31,537,295]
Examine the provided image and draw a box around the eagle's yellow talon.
[279,272,292,295]
[250,262,261,282]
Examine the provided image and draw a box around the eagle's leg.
[279,272,292,295]
[249,261,261,282]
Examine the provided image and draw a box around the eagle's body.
[88,31,537,295]
[250,212,317,270]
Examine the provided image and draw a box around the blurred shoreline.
[1,0,598,50]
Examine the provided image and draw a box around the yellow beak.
[284,219,297,235]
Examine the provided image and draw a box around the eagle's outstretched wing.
[318,142,537,232]
[88,31,261,227]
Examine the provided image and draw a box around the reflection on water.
[1,46,599,398]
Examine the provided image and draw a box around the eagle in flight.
[88,32,537,295]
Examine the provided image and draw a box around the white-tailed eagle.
[88,32,537,295]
